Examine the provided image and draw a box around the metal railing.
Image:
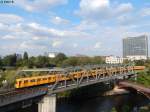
[0,86,47,107]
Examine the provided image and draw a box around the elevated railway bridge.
[0,64,146,112]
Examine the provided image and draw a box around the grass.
[136,71,150,87]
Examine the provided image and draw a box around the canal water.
[13,93,150,112]
[57,93,150,112]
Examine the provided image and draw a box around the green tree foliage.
[123,59,129,64]
[34,56,50,68]
[62,57,78,67]
[23,51,28,60]
[0,52,106,68]
[0,72,5,87]
[91,56,105,64]
[136,71,150,87]
[27,57,36,68]
[0,57,2,67]
[16,59,23,67]
[134,60,145,66]
[128,59,150,87]
[62,56,105,67]
[111,108,117,112]
[77,57,91,65]
[54,53,67,66]
[2,54,17,66]
[4,70,17,87]
[144,59,150,68]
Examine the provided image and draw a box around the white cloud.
[76,0,133,21]
[0,14,23,24]
[77,0,110,20]
[50,16,70,25]
[32,36,41,40]
[80,0,109,10]
[25,22,67,38]
[117,14,134,25]
[94,42,101,49]
[140,8,150,17]
[24,22,93,39]
[1,35,16,40]
[116,3,133,15]
[0,19,93,46]
[73,43,78,48]
[20,41,46,50]
[52,40,63,48]
[15,0,68,12]
[75,20,98,31]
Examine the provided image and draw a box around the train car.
[15,75,56,88]
[133,66,145,70]
[15,68,67,88]
[15,65,145,89]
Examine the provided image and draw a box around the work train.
[15,66,145,89]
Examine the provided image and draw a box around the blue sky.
[0,0,150,56]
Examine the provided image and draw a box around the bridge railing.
[46,65,136,93]
[0,87,48,107]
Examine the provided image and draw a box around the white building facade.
[45,52,59,58]
[105,56,124,64]
[126,55,147,61]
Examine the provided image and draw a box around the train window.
[43,78,47,80]
[30,79,35,82]
[48,77,51,80]
[24,80,28,83]
[19,81,21,86]
[37,79,41,81]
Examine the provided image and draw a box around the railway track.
[0,86,48,97]
[0,88,15,94]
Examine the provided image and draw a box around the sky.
[0,0,150,57]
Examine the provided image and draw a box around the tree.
[144,59,150,68]
[77,57,91,65]
[134,60,145,66]
[27,57,36,68]
[34,56,50,68]
[54,53,67,66]
[62,57,78,67]
[123,59,132,65]
[23,52,28,60]
[2,54,17,66]
[0,57,2,67]
[91,56,105,64]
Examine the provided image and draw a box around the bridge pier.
[38,94,56,112]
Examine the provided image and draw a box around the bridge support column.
[38,94,56,112]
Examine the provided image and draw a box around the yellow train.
[15,66,145,89]
[15,68,81,88]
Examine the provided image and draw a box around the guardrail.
[0,86,47,107]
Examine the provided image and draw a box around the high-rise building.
[123,35,148,60]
